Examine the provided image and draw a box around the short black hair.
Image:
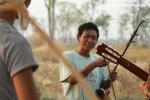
[77,22,99,40]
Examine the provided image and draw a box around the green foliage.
[95,12,111,42]
[32,42,150,99]
[95,13,111,28]
[56,2,86,43]
[118,13,129,41]
[55,0,113,43]
[127,0,150,46]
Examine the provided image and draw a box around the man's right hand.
[92,58,108,68]
[139,75,150,98]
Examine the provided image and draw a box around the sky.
[28,0,47,20]
[27,0,145,39]
[28,0,126,21]
[27,0,127,39]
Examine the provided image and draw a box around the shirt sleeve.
[3,36,38,78]
[59,52,73,82]
[59,61,71,82]
[59,52,75,96]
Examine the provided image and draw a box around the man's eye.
[82,35,97,40]
[84,36,90,38]
[92,37,97,40]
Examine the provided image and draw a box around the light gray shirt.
[60,50,109,100]
[0,20,38,100]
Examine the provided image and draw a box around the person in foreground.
[0,0,39,100]
[60,22,117,100]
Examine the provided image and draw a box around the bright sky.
[28,0,47,20]
[28,0,126,20]
[27,0,145,39]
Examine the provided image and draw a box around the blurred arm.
[12,68,39,100]
[67,58,107,85]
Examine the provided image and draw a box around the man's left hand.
[109,71,117,82]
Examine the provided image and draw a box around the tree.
[56,0,112,43]
[81,0,105,21]
[95,12,111,43]
[127,0,150,46]
[80,0,112,43]
[56,2,85,43]
[44,0,56,39]
[118,13,129,42]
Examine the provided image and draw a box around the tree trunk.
[51,0,55,39]
[46,0,56,39]
[47,6,52,38]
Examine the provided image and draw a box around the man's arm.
[139,75,150,99]
[67,58,107,85]
[12,68,39,100]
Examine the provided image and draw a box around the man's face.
[78,29,98,51]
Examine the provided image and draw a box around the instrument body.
[97,43,149,81]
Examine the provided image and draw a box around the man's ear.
[77,35,80,41]
[25,0,31,7]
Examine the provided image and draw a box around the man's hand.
[92,58,108,68]
[139,75,150,98]
[109,71,117,82]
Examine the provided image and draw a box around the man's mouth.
[85,43,94,48]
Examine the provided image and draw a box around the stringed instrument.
[96,20,149,99]
[96,43,149,81]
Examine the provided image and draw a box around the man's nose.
[87,37,93,42]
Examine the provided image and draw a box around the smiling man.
[60,22,117,100]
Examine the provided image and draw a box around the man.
[60,22,117,100]
[0,0,39,100]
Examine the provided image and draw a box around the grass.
[29,35,150,100]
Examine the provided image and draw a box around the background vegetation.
[23,0,150,99]
[29,34,150,99]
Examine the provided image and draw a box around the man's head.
[0,0,31,28]
[77,22,99,51]
[77,22,99,40]
[25,0,31,7]
[0,0,31,7]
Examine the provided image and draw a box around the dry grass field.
[29,34,150,100]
